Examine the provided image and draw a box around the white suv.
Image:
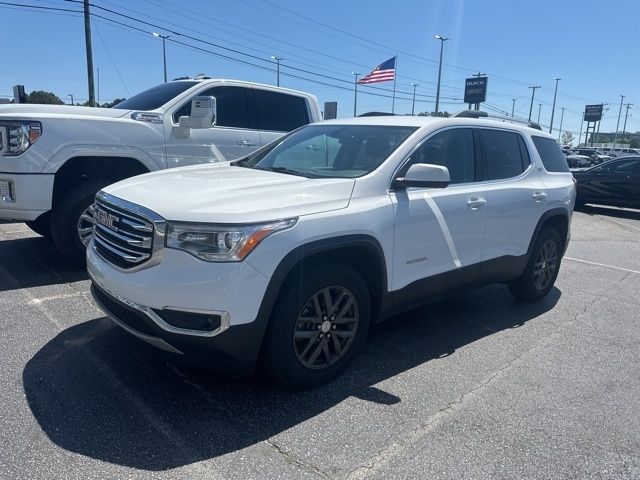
[87,114,576,387]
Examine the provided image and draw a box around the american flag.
[357,57,396,84]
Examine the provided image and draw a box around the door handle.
[237,140,257,146]
[533,191,548,202]
[466,197,486,210]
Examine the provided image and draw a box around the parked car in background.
[562,149,590,168]
[573,148,612,165]
[601,147,640,158]
[0,77,321,262]
[573,157,640,208]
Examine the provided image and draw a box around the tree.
[630,138,640,148]
[101,98,126,108]
[27,91,64,105]
[561,131,574,146]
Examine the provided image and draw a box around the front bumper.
[0,172,54,221]
[87,242,273,371]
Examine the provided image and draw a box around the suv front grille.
[93,198,155,269]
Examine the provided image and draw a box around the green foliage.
[561,131,574,146]
[101,98,126,108]
[27,91,64,105]
[630,138,640,148]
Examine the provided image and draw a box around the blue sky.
[1,0,638,137]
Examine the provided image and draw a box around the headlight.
[0,121,42,156]
[166,218,297,262]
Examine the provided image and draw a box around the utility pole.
[528,85,541,122]
[613,95,625,149]
[83,0,95,107]
[153,33,170,82]
[271,55,283,87]
[411,83,418,115]
[558,107,565,142]
[511,98,517,117]
[97,67,100,106]
[579,111,584,146]
[68,94,74,105]
[352,72,360,117]
[537,103,542,123]
[622,103,633,139]
[549,77,561,133]
[434,35,449,116]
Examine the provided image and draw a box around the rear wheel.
[509,228,562,302]
[263,264,371,388]
[50,180,109,264]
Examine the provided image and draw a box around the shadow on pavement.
[23,284,560,471]
[0,237,88,291]
[576,204,640,221]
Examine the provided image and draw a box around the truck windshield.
[112,81,199,111]
[239,124,417,178]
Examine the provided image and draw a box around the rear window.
[478,129,529,180]
[532,136,570,172]
[253,89,310,132]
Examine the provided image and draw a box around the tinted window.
[253,89,309,132]
[479,129,528,180]
[608,158,640,174]
[244,125,417,178]
[532,136,570,173]
[113,81,198,110]
[173,86,250,128]
[401,128,475,184]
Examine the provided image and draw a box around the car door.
[164,85,260,168]
[390,127,487,294]
[250,88,311,147]
[478,128,545,267]
[599,157,640,206]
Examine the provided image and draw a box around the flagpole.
[391,55,397,113]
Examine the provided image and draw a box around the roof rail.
[358,111,395,117]
[453,109,543,130]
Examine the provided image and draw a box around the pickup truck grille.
[93,198,155,269]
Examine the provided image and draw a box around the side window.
[172,86,250,129]
[479,129,528,180]
[531,136,570,173]
[253,89,310,132]
[609,159,640,174]
[401,128,475,184]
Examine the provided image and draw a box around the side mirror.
[172,96,217,139]
[393,163,450,189]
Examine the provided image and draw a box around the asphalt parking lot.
[1,206,639,479]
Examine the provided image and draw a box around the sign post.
[584,105,603,146]
[323,101,338,120]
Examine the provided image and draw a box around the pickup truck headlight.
[166,218,297,262]
[0,121,42,156]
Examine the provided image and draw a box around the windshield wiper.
[257,166,313,178]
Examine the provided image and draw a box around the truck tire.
[509,227,562,302]
[263,264,371,388]
[50,180,109,264]
[25,215,51,240]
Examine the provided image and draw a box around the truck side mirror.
[173,96,217,139]
[393,163,451,189]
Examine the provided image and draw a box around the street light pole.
[434,35,448,116]
[528,85,541,122]
[549,77,561,133]
[352,72,360,117]
[68,94,74,105]
[613,95,625,149]
[271,56,283,86]
[153,33,170,82]
[558,107,565,142]
[511,98,516,117]
[411,83,418,115]
[537,103,542,123]
[622,103,633,139]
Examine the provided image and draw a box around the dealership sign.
[584,104,603,122]
[464,77,488,104]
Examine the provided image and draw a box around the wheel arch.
[527,207,570,258]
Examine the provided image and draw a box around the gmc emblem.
[94,206,119,231]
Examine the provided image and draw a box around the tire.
[50,180,110,264]
[509,227,562,302]
[25,215,51,240]
[263,264,371,388]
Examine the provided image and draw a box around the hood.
[103,163,356,223]
[0,104,130,119]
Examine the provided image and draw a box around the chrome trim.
[95,223,152,248]
[93,191,166,273]
[93,236,150,263]
[90,274,231,338]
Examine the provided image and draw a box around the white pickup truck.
[0,77,321,261]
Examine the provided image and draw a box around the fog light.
[0,180,15,203]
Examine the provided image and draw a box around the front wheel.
[509,228,562,302]
[263,264,371,388]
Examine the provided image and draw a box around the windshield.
[112,81,199,110]
[241,124,417,178]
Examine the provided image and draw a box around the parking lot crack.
[265,439,333,479]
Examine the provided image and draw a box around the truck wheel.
[263,264,371,388]
[25,215,51,240]
[509,227,562,302]
[50,180,109,264]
